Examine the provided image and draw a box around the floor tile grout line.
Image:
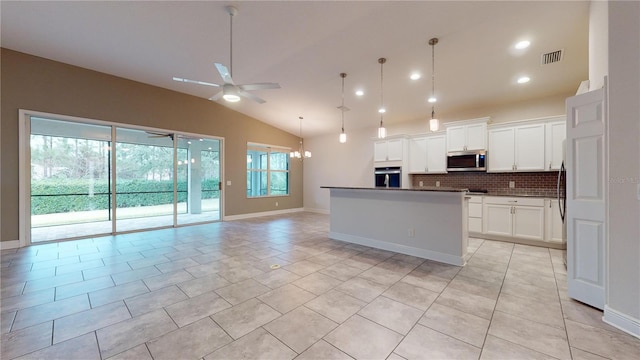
[477,241,513,358]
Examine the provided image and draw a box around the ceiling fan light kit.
[172,5,280,104]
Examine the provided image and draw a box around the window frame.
[246,143,290,198]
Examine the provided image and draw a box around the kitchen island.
[321,186,469,266]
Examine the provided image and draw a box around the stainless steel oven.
[447,150,486,172]
[374,167,401,188]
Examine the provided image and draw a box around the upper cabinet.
[545,120,566,170]
[374,136,407,162]
[445,118,488,152]
[488,123,546,172]
[487,116,565,173]
[408,134,446,173]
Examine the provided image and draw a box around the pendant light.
[377,58,387,139]
[338,73,348,143]
[429,38,440,132]
[290,116,311,160]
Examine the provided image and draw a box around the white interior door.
[566,87,606,310]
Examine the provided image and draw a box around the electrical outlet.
[275,201,279,207]
[509,181,515,188]
[408,228,415,237]
[436,181,440,187]
[226,180,232,186]
[419,181,424,187]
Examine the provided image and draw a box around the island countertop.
[320,186,466,193]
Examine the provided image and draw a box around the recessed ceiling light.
[410,73,421,80]
[517,76,530,84]
[515,40,531,50]
[428,96,437,103]
[355,90,364,96]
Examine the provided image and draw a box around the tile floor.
[1,212,639,359]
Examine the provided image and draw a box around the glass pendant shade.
[339,132,347,143]
[429,118,439,132]
[378,125,387,139]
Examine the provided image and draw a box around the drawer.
[469,203,483,217]
[483,196,544,207]
[468,195,483,204]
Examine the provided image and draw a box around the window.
[247,144,289,197]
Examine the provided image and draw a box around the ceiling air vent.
[541,49,564,65]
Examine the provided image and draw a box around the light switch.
[226,180,232,186]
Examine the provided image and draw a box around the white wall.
[589,0,609,90]
[303,129,375,213]
[605,0,640,332]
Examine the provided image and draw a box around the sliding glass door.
[27,114,222,243]
[30,117,113,242]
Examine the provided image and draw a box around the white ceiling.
[1,1,590,138]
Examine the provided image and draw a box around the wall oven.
[374,167,401,188]
[447,150,486,172]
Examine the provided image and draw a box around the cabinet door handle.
[549,161,552,170]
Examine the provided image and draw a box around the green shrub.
[31,178,219,214]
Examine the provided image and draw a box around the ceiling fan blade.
[208,91,223,101]
[214,63,234,85]
[173,77,220,87]
[239,82,281,91]
[238,90,266,104]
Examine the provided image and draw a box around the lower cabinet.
[545,199,564,243]
[483,197,545,241]
[467,196,483,233]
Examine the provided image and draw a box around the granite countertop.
[321,186,467,193]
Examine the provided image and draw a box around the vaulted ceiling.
[1,1,589,137]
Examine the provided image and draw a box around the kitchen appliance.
[374,167,401,188]
[446,150,486,171]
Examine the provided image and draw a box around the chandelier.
[290,116,311,159]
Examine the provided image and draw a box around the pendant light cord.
[379,58,386,126]
[341,74,345,132]
[429,38,438,120]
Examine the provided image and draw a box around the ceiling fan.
[173,5,280,104]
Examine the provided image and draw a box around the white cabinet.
[483,196,545,241]
[426,135,447,173]
[487,123,545,172]
[467,195,483,233]
[408,135,446,173]
[446,122,487,152]
[545,199,564,243]
[545,120,566,171]
[408,137,428,172]
[374,138,404,162]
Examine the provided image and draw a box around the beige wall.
[589,0,608,91]
[1,48,303,242]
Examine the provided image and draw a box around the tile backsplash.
[411,171,561,197]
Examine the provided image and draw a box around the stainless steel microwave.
[446,150,486,172]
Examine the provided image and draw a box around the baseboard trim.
[603,305,640,339]
[329,231,465,266]
[304,207,330,215]
[469,232,566,249]
[0,240,21,250]
[223,208,304,221]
